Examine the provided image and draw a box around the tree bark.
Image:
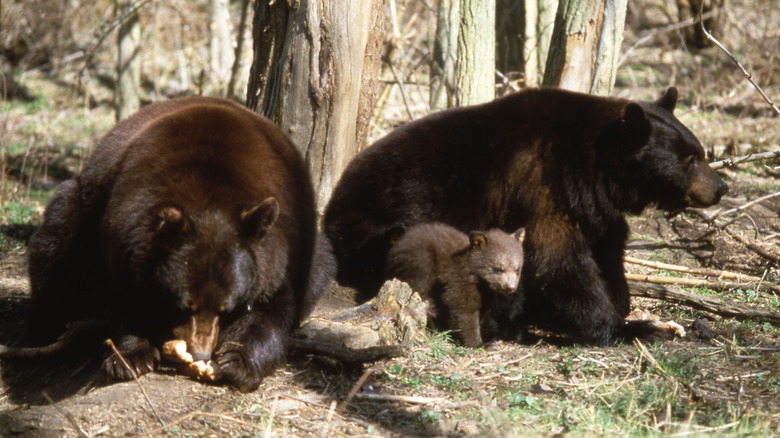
[430,0,459,111]
[115,0,141,121]
[208,0,233,95]
[456,0,496,105]
[542,0,626,95]
[520,0,558,87]
[246,0,385,212]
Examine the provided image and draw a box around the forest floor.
[1,9,780,436]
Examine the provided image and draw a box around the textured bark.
[115,0,141,121]
[542,0,626,95]
[522,0,558,86]
[247,0,385,211]
[430,0,459,111]
[456,0,496,105]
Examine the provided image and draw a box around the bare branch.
[699,6,780,116]
[710,151,780,169]
[630,282,780,325]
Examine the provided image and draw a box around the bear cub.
[27,96,325,392]
[384,223,524,347]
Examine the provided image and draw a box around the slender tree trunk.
[542,0,626,95]
[430,0,459,111]
[115,0,141,121]
[247,0,385,212]
[226,0,251,100]
[208,0,233,95]
[523,0,558,87]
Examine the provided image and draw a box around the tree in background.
[543,0,627,95]
[246,0,385,212]
[115,0,141,121]
[208,0,233,96]
[431,0,496,109]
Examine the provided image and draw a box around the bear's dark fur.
[385,223,524,347]
[323,87,728,344]
[28,96,324,392]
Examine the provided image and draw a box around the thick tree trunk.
[542,0,626,95]
[432,0,496,109]
[247,0,384,212]
[456,0,496,105]
[115,0,141,121]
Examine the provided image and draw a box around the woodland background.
[0,0,779,436]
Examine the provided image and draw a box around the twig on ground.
[338,364,380,413]
[710,191,780,222]
[143,411,262,437]
[629,282,780,325]
[354,392,447,405]
[105,339,165,427]
[699,6,780,116]
[625,256,769,283]
[41,390,90,438]
[724,229,780,264]
[625,273,773,294]
[710,151,780,170]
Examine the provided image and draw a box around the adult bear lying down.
[27,96,331,392]
[323,87,728,345]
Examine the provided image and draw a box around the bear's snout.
[685,160,729,207]
[173,313,220,362]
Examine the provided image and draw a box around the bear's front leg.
[522,219,625,345]
[103,335,161,381]
[215,305,295,393]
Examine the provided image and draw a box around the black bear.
[384,223,524,347]
[323,87,728,345]
[28,96,324,392]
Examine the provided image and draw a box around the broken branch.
[629,282,780,325]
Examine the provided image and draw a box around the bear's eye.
[682,155,696,169]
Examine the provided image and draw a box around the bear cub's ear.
[241,197,279,239]
[469,231,487,248]
[512,227,525,242]
[656,86,678,112]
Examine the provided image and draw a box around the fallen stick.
[625,256,766,283]
[710,151,780,170]
[629,282,780,325]
[354,392,447,405]
[625,273,763,292]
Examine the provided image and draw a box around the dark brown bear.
[323,87,728,345]
[385,223,524,347]
[27,96,324,392]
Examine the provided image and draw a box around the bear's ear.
[656,87,678,112]
[241,197,279,239]
[620,103,651,145]
[512,227,525,242]
[155,206,188,236]
[469,231,487,248]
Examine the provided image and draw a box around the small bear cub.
[384,223,524,347]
